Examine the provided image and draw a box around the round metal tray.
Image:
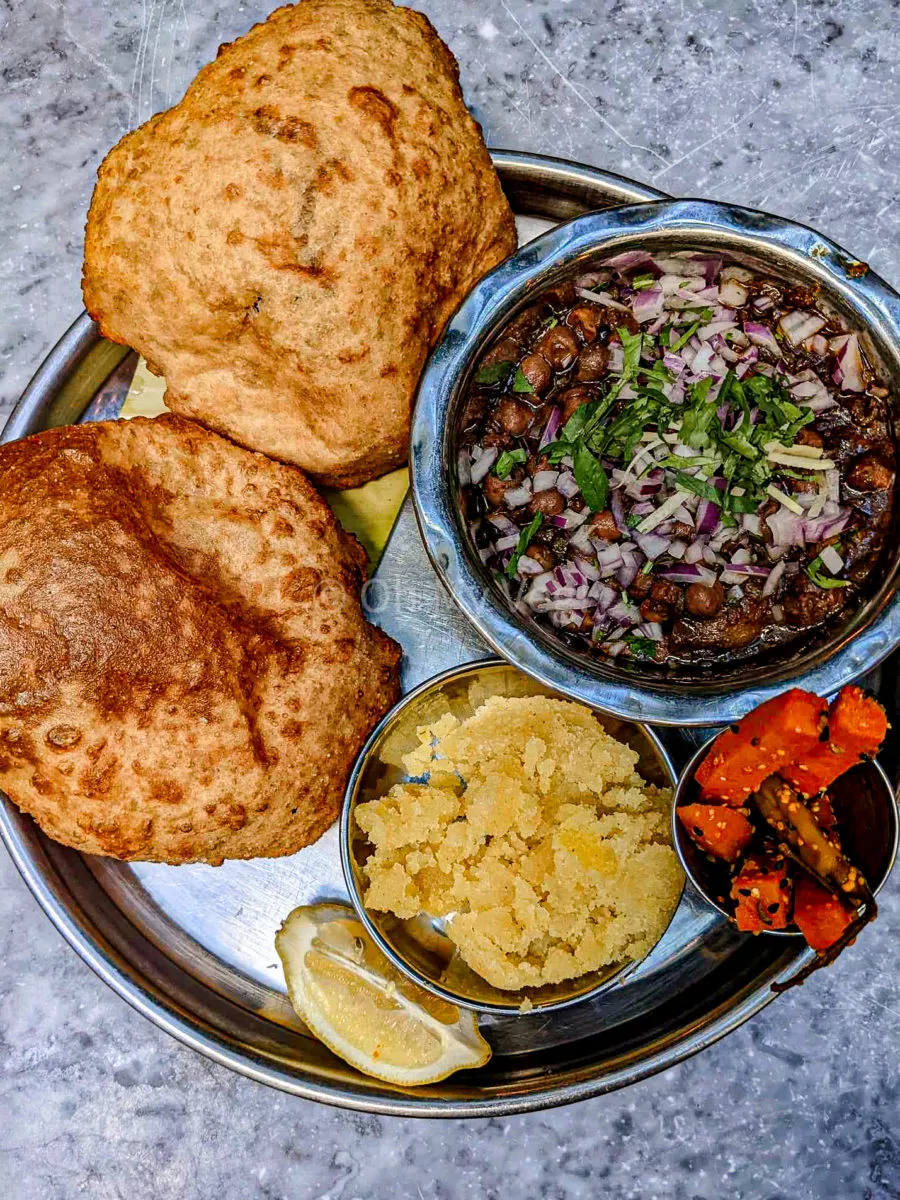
[2,151,897,1117]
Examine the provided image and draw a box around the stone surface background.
[2,2,900,1196]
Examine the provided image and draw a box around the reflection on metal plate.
[1,151,888,1116]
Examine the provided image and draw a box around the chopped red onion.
[470,445,499,485]
[632,285,665,323]
[698,319,737,342]
[833,332,865,392]
[539,406,562,449]
[744,321,780,357]
[533,470,559,493]
[656,562,717,586]
[778,310,827,347]
[517,554,546,577]
[762,558,785,597]
[605,250,653,271]
[557,470,580,498]
[576,287,630,312]
[719,276,749,307]
[504,483,532,508]
[695,498,720,534]
[634,532,670,560]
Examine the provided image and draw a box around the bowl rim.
[410,197,900,727]
[670,732,900,933]
[339,656,683,1015]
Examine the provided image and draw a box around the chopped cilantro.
[806,552,850,590]
[672,471,723,504]
[573,445,609,512]
[513,366,536,394]
[475,360,512,385]
[669,320,702,353]
[631,273,657,290]
[618,327,644,376]
[506,513,544,579]
[495,449,527,479]
[626,635,658,658]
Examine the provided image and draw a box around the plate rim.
[0,149,833,1117]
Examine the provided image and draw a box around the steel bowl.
[411,198,900,726]
[671,734,899,959]
[340,658,683,1014]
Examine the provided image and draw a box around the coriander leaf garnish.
[494,449,527,479]
[631,273,657,290]
[671,471,723,503]
[506,513,544,579]
[669,320,702,352]
[475,360,513,385]
[618,327,644,376]
[513,366,536,394]
[574,445,609,513]
[626,635,657,658]
[806,552,850,590]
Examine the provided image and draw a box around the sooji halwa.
[356,695,683,992]
[460,252,897,667]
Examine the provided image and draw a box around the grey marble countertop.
[3,1,900,1196]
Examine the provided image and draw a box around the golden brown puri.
[82,0,518,489]
[0,415,400,864]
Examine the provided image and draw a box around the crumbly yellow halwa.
[355,695,683,991]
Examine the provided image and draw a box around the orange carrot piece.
[792,872,855,951]
[678,804,754,862]
[696,689,828,804]
[809,792,838,831]
[731,850,792,932]
[780,685,889,797]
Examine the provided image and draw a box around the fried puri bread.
[0,415,400,864]
[82,0,518,488]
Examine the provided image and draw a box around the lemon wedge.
[275,903,491,1086]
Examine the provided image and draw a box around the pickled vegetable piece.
[780,685,889,797]
[696,689,828,804]
[792,873,855,952]
[731,850,791,932]
[678,804,753,862]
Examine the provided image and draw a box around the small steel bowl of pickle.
[672,683,898,991]
[340,658,685,1015]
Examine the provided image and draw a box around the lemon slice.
[275,903,491,1085]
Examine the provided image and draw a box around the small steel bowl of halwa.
[411,199,900,728]
[340,658,684,1015]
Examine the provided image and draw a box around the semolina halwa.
[355,695,684,991]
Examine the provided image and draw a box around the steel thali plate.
[2,151,898,1117]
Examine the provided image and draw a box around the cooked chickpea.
[529,489,565,517]
[575,343,609,381]
[494,397,532,436]
[519,353,553,394]
[525,544,557,570]
[650,579,683,612]
[480,336,520,369]
[684,581,725,619]
[628,572,653,601]
[567,305,601,342]
[483,473,518,508]
[587,510,620,541]
[796,427,824,449]
[640,597,670,623]
[535,325,580,370]
[559,386,591,423]
[847,453,895,492]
